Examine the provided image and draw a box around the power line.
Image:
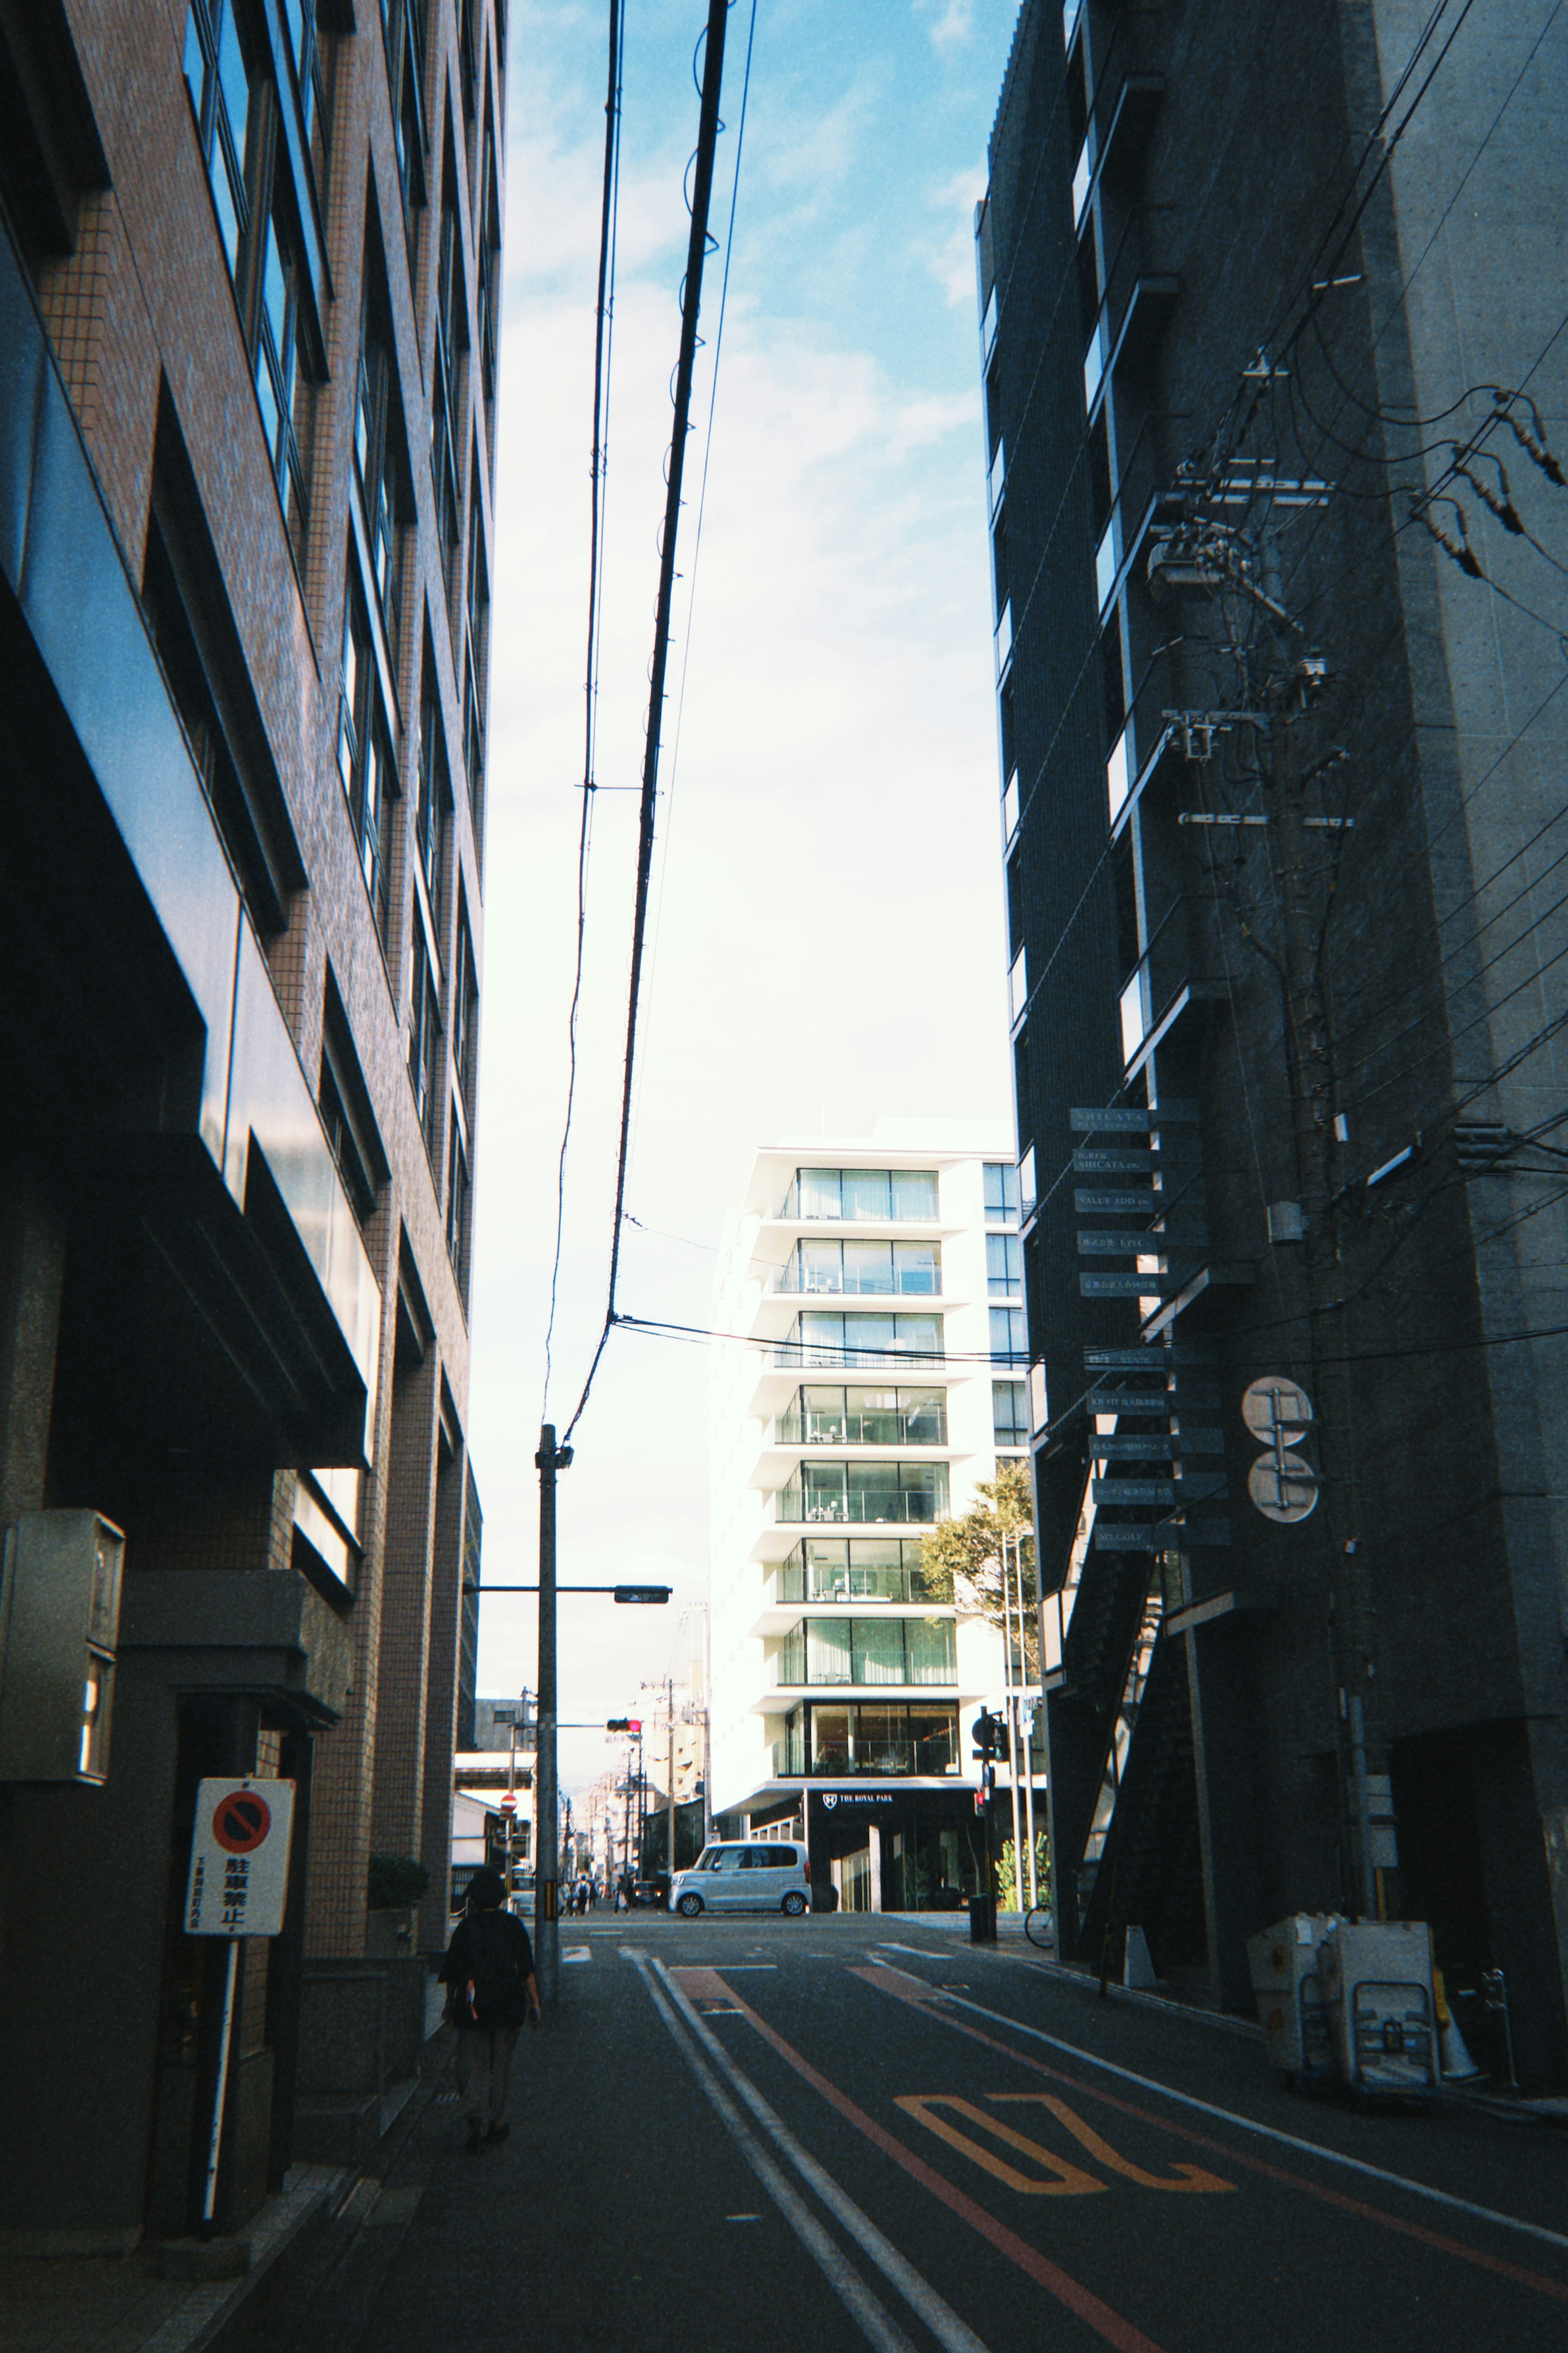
[626,0,758,1193]
[543,0,626,1420]
[563,0,736,1446]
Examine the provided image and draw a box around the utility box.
[0,1511,126,1783]
[1247,1914,1339,2082]
[1317,1920,1437,2096]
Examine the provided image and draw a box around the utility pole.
[1265,675,1379,1918]
[666,1674,676,1896]
[534,1424,572,2005]
[1000,1535,1024,1910]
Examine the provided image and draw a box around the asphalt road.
[282,1911,1568,2353]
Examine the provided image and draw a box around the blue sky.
[470,1,1022,1794]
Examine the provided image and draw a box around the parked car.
[669,1839,812,1917]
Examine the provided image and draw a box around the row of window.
[778,1240,941,1298]
[771,1618,958,1689]
[777,1386,947,1449]
[777,1462,951,1526]
[780,1166,940,1223]
[773,1702,959,1780]
[774,1539,948,1607]
[778,1312,944,1368]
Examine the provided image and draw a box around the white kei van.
[668,1839,812,1917]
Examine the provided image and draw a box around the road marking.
[726,2213,764,2222]
[991,2096,1232,2192]
[563,1947,592,1963]
[852,1966,1568,2298]
[895,2097,1107,2196]
[704,1972,1166,2353]
[644,1956,993,2353]
[621,1949,934,2353]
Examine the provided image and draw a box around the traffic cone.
[1434,1969,1484,2082]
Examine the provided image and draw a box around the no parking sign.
[185,1778,296,1937]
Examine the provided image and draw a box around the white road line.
[911,1983,1568,2260]
[563,1947,593,1963]
[647,1955,993,2353]
[621,1949,920,2353]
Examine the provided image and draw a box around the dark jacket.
[439,1908,536,2030]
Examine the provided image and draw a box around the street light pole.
[666,1674,676,1895]
[534,1423,571,2006]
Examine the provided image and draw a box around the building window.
[452,898,478,1108]
[354,290,410,658]
[774,1539,946,1606]
[280,0,331,192]
[415,676,450,920]
[463,472,488,821]
[784,1313,943,1369]
[143,406,304,939]
[784,1167,939,1221]
[772,1619,956,1690]
[780,1701,957,1777]
[779,1388,946,1446]
[993,1380,1029,1447]
[254,201,311,546]
[379,0,428,250]
[432,147,467,599]
[987,1233,1022,1295]
[984,1164,1019,1223]
[446,1104,470,1267]
[476,111,501,411]
[990,1307,1028,1366]
[781,1240,940,1298]
[183,0,253,277]
[319,974,388,1225]
[338,578,395,943]
[777,1461,949,1526]
[408,917,442,1157]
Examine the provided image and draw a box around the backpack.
[454,1910,524,2029]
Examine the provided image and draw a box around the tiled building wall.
[40,0,506,1965]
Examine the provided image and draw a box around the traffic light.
[971,1709,1001,1762]
[614,1585,671,1605]
[606,1717,644,1734]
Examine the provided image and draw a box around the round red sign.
[213,1790,272,1855]
[499,1791,518,1813]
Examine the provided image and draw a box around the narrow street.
[277,1916,1568,2353]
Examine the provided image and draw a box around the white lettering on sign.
[185,1779,296,1937]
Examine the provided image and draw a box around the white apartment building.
[710,1126,1027,1911]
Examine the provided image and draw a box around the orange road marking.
[850,1965,1568,2304]
[895,2096,1107,2195]
[989,2095,1233,2193]
[704,1973,1167,2353]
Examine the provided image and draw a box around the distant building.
[981,1,1568,2078]
[709,1131,1024,1910]
[0,0,506,2241]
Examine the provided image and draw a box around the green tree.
[998,1830,1052,1913]
[920,1461,1038,1675]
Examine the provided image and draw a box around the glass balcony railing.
[776,1463,949,1526]
[775,1259,941,1298]
[777,1408,947,1447]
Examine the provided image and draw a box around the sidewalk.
[2,2029,456,2353]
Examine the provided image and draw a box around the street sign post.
[184,1778,296,2228]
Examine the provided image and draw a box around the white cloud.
[917,0,976,55]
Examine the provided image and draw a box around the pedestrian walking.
[438,1867,540,2154]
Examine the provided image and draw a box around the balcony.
[772,1539,952,1608]
[775,1244,941,1298]
[771,1700,960,1780]
[774,1310,944,1371]
[775,1166,940,1223]
[769,1616,958,1689]
[776,1462,950,1526]
[776,1390,947,1449]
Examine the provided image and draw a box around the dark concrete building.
[0,0,503,2244]
[980,0,1568,2081]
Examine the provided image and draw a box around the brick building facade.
[0,0,503,2243]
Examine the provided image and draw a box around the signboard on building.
[185,1779,296,1938]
